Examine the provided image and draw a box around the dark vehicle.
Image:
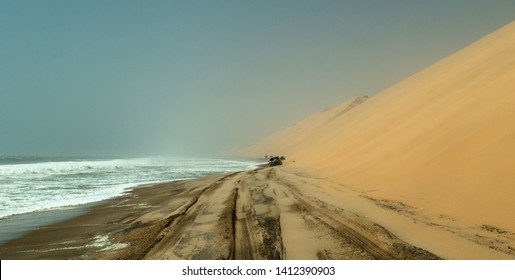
[268,156,282,167]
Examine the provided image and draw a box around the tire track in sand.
[232,171,284,260]
[266,168,439,259]
[114,172,239,259]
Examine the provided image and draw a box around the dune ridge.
[3,21,515,261]
[240,21,515,233]
[242,95,369,157]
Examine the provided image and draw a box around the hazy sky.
[1,0,514,157]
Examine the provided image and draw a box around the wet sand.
[2,165,513,260]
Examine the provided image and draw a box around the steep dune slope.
[241,20,515,231]
[240,95,369,158]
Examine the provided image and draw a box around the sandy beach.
[2,165,514,260]
[2,14,515,262]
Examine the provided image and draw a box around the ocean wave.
[0,157,259,219]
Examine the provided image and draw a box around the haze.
[2,0,514,157]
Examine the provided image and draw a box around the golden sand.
[3,21,515,260]
[237,21,515,258]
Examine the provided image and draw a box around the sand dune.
[239,21,515,250]
[3,21,514,261]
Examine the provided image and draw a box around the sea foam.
[0,157,258,218]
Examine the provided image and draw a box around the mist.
[2,0,514,157]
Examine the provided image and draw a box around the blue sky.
[1,0,514,156]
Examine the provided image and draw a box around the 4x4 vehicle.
[268,156,282,167]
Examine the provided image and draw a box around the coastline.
[1,165,513,260]
[0,203,93,245]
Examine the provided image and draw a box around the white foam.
[19,234,128,253]
[0,157,259,218]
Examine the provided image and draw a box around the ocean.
[0,156,259,244]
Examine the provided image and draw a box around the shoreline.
[0,203,93,246]
[0,178,189,246]
[1,166,513,259]
[0,171,244,259]
[0,157,264,247]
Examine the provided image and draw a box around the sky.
[1,0,514,157]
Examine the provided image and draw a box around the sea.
[0,156,260,244]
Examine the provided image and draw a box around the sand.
[2,166,514,260]
[235,21,515,258]
[2,20,514,261]
[1,167,445,260]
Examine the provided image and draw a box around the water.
[0,156,259,219]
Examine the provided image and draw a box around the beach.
[3,1,515,268]
[2,18,515,262]
[2,164,513,260]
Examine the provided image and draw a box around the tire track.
[235,206,257,259]
[233,181,259,260]
[232,173,284,260]
[115,172,241,259]
[268,169,395,259]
